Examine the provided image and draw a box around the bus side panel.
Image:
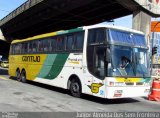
[9,55,25,76]
[34,53,83,89]
[9,54,47,80]
[9,55,18,76]
[62,53,84,89]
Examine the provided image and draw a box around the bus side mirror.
[106,48,111,62]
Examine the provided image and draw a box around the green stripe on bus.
[141,78,151,82]
[38,54,69,79]
[68,27,83,33]
[56,27,83,35]
[37,54,57,78]
[45,54,69,79]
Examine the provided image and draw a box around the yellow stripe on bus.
[69,61,80,64]
[116,78,141,82]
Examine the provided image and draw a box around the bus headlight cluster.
[109,82,125,86]
[144,82,150,86]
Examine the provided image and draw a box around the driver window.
[94,48,105,78]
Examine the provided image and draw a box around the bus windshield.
[109,45,150,77]
[87,28,150,79]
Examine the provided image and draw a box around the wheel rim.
[72,82,80,93]
[21,73,25,80]
[16,71,20,80]
[21,71,26,82]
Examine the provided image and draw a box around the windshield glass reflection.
[109,45,150,77]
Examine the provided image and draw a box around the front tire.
[70,79,81,97]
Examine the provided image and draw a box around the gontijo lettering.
[22,56,40,62]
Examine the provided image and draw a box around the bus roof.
[83,24,144,35]
[12,27,83,44]
[12,24,144,44]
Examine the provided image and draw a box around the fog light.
[144,89,150,93]
[109,82,114,86]
[144,82,150,86]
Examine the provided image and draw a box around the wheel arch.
[21,68,27,77]
[16,67,20,72]
[67,74,82,90]
[21,68,26,72]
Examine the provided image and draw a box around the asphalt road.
[0,67,160,117]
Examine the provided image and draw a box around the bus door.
[94,47,106,79]
[91,46,108,97]
[85,45,110,95]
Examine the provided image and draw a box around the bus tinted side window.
[28,42,32,53]
[9,45,13,54]
[57,36,65,51]
[38,40,43,52]
[50,37,57,52]
[88,28,105,45]
[43,39,49,52]
[74,32,84,50]
[66,35,74,51]
[22,43,25,54]
[32,41,38,53]
[24,43,28,53]
[14,44,21,54]
[12,45,16,54]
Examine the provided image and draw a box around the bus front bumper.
[105,86,150,99]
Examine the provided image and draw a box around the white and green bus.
[9,24,151,99]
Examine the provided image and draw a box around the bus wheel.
[16,69,21,81]
[70,79,81,97]
[21,70,27,83]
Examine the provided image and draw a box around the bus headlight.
[109,82,114,86]
[144,82,150,86]
[109,82,125,86]
[114,82,125,86]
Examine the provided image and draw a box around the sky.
[0,0,27,19]
[103,15,132,28]
[0,0,134,28]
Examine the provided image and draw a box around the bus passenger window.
[88,28,105,45]
[48,39,52,52]
[13,45,16,54]
[43,40,48,52]
[32,41,37,53]
[15,44,18,54]
[66,35,74,50]
[88,29,96,44]
[24,43,28,53]
[15,44,21,54]
[28,42,33,53]
[50,38,56,52]
[21,43,24,53]
[38,40,43,52]
[96,29,105,43]
[9,45,13,54]
[10,45,13,54]
[22,43,27,54]
[74,32,84,50]
[57,36,64,51]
